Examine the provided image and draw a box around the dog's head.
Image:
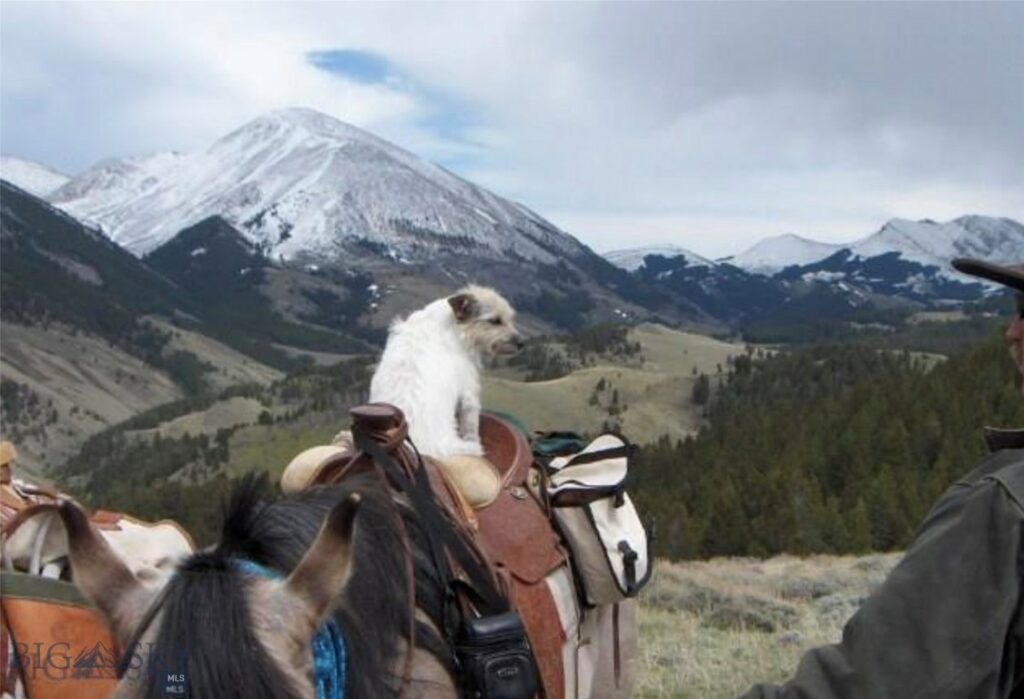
[448,285,524,356]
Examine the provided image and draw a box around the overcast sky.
[2,2,1022,257]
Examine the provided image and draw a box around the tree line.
[631,334,1024,559]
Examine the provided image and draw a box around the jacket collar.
[983,427,1024,453]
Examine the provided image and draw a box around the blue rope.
[232,559,347,699]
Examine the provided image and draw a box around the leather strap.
[364,453,417,699]
[353,433,507,616]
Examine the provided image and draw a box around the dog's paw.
[451,439,485,457]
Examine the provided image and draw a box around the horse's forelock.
[137,552,304,699]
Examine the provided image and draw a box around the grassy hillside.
[0,317,284,475]
[212,323,750,473]
[0,322,183,475]
[149,317,283,389]
[55,322,742,539]
[484,323,751,443]
[637,553,900,698]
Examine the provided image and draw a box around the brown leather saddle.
[308,404,569,699]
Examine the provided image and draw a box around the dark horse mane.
[137,472,451,699]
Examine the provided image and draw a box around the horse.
[59,472,459,699]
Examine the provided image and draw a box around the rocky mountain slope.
[0,181,359,471]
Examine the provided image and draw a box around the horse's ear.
[58,500,148,643]
[283,493,361,626]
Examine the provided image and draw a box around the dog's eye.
[489,318,503,325]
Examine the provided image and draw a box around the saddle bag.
[543,434,652,607]
[1,447,194,699]
[456,611,539,699]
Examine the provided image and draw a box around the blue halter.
[232,559,347,699]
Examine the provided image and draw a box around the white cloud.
[1,2,1021,257]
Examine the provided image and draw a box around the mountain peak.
[230,107,381,145]
[729,234,842,275]
[604,244,714,272]
[775,233,819,244]
[50,108,584,262]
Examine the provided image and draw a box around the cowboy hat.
[951,258,1024,293]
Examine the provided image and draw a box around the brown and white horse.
[60,473,458,699]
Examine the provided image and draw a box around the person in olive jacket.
[740,258,1024,699]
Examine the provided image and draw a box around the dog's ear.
[448,293,478,322]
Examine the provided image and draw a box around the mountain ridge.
[609,215,1022,280]
[48,107,589,264]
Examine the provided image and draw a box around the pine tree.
[692,373,711,405]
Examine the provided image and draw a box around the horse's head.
[59,492,361,699]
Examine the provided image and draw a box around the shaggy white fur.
[369,285,521,460]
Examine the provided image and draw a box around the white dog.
[370,285,523,463]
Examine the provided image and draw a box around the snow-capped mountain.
[0,156,70,198]
[849,217,1024,282]
[610,216,1022,288]
[605,214,1024,324]
[726,234,843,275]
[604,244,714,272]
[725,216,1023,282]
[51,108,587,262]
[767,216,1023,299]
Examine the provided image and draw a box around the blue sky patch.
[307,48,489,168]
[307,49,398,85]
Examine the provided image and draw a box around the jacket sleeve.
[738,478,1023,699]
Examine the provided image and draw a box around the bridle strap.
[367,457,416,699]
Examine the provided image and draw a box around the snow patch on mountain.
[604,244,714,271]
[50,152,185,227]
[728,234,842,275]
[850,217,1024,283]
[851,219,960,267]
[723,217,1022,284]
[51,108,585,262]
[0,156,70,198]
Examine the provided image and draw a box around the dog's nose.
[512,335,525,350]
